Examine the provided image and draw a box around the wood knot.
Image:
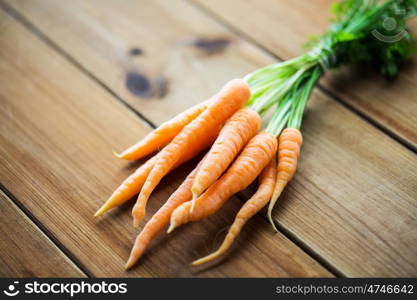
[125,72,168,99]
[192,37,231,54]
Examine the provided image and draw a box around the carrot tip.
[112,150,123,159]
[189,197,197,213]
[191,252,218,266]
[125,261,133,270]
[191,258,205,266]
[267,204,279,233]
[94,206,107,217]
[166,222,176,234]
[269,218,279,233]
[268,183,286,232]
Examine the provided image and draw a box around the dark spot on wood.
[125,72,152,98]
[154,76,169,99]
[129,48,143,56]
[125,72,169,99]
[192,37,230,54]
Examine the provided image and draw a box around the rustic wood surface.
[3,0,268,127]
[0,7,330,277]
[0,190,85,277]
[0,0,416,277]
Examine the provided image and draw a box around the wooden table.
[1,0,416,278]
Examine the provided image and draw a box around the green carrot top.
[245,0,417,136]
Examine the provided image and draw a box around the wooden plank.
[4,0,417,276]
[0,9,331,277]
[193,0,417,150]
[0,190,85,277]
[2,0,270,129]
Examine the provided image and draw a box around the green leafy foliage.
[312,0,417,77]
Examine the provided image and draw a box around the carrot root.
[166,222,176,234]
[94,156,157,217]
[125,158,206,269]
[190,108,261,210]
[267,128,303,232]
[192,248,225,266]
[131,125,220,227]
[192,159,276,265]
[169,131,278,232]
[131,79,250,227]
[117,101,208,161]
[166,201,192,233]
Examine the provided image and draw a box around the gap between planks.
[0,184,92,277]
[186,0,417,155]
[0,1,341,277]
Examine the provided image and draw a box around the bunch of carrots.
[94,0,416,269]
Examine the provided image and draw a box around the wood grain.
[2,0,271,129]
[0,8,331,277]
[193,0,417,150]
[2,0,417,276]
[242,89,417,277]
[0,190,85,277]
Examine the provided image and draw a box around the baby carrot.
[125,157,206,270]
[168,131,278,232]
[131,123,221,227]
[132,79,250,227]
[96,125,218,218]
[116,101,208,160]
[190,108,261,210]
[191,159,276,265]
[267,127,303,231]
[94,156,157,217]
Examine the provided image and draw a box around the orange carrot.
[132,79,250,227]
[168,131,278,232]
[267,127,303,231]
[96,125,217,218]
[191,159,276,265]
[116,101,208,160]
[190,108,261,210]
[94,156,157,217]
[125,157,206,269]
[131,123,221,227]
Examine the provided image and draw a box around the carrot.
[192,159,276,265]
[130,124,221,227]
[132,79,250,227]
[125,157,206,270]
[94,156,157,217]
[267,127,303,231]
[190,108,261,210]
[116,101,208,160]
[168,131,278,232]
[96,124,217,218]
